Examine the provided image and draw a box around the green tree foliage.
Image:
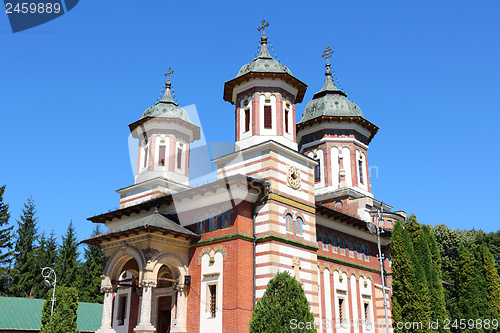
[456,244,489,332]
[40,286,79,333]
[33,231,59,299]
[0,185,14,295]
[403,214,422,246]
[10,197,39,297]
[477,231,500,274]
[56,221,79,287]
[77,225,104,303]
[249,271,316,333]
[479,245,500,319]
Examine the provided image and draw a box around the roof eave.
[297,115,379,143]
[223,72,307,105]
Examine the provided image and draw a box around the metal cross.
[257,19,269,35]
[322,45,334,64]
[164,67,174,81]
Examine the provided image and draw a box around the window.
[264,105,272,129]
[364,246,370,260]
[387,219,393,227]
[177,147,182,169]
[222,211,231,228]
[117,295,127,326]
[338,298,345,323]
[388,252,391,267]
[143,147,148,168]
[158,146,166,166]
[348,242,354,257]
[209,285,217,318]
[339,239,346,255]
[331,237,337,253]
[357,244,363,260]
[286,215,293,232]
[364,302,370,322]
[358,159,364,184]
[209,215,218,231]
[244,109,250,132]
[314,159,321,183]
[334,200,342,210]
[285,109,289,133]
[197,218,205,234]
[322,234,328,250]
[296,217,303,234]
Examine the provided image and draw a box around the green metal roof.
[0,297,103,332]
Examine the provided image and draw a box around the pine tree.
[56,221,79,287]
[34,231,59,299]
[77,224,104,303]
[249,271,316,333]
[10,197,39,297]
[40,286,79,333]
[479,245,500,319]
[0,185,14,295]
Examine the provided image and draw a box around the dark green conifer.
[249,271,316,333]
[77,224,104,303]
[480,245,500,319]
[55,221,79,287]
[0,185,14,295]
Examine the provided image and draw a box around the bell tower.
[118,69,200,208]
[223,20,307,151]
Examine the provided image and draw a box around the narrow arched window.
[197,218,205,234]
[222,211,231,228]
[331,236,338,253]
[339,239,346,255]
[209,215,218,231]
[322,234,329,250]
[364,246,370,261]
[286,215,293,232]
[348,242,354,257]
[296,217,303,234]
[357,244,363,259]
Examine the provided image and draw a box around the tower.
[296,47,379,221]
[223,20,307,151]
[216,20,320,317]
[119,69,200,208]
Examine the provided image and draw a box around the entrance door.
[157,296,172,333]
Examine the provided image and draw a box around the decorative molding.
[268,192,315,214]
[101,233,191,250]
[197,244,228,261]
[101,286,116,294]
[142,247,160,262]
[256,234,318,251]
[191,233,253,247]
[138,280,157,288]
[286,164,301,190]
[318,254,379,275]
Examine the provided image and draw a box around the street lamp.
[41,267,56,316]
[368,203,390,333]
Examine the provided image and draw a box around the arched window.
[348,242,354,257]
[197,218,205,234]
[286,214,293,232]
[322,234,329,250]
[222,211,231,228]
[296,217,303,234]
[331,236,338,253]
[334,200,343,210]
[357,244,363,259]
[339,239,346,255]
[387,252,391,267]
[364,246,370,261]
[209,214,218,231]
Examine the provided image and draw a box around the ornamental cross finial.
[164,67,174,82]
[257,19,269,35]
[322,45,334,64]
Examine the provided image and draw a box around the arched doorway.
[155,264,180,333]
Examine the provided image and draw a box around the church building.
[84,21,404,333]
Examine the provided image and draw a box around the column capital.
[138,280,157,288]
[174,283,187,292]
[100,286,116,294]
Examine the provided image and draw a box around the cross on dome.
[257,19,269,36]
[322,45,333,65]
[164,67,174,83]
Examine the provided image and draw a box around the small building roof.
[0,297,102,332]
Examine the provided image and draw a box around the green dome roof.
[236,35,292,78]
[141,81,193,124]
[298,63,363,124]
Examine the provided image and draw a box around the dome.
[299,64,363,124]
[235,35,292,78]
[141,81,193,125]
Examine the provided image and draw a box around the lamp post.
[41,267,56,316]
[368,203,390,333]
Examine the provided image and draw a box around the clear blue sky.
[1,0,499,247]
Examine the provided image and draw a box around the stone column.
[96,287,116,333]
[171,284,187,333]
[134,280,157,333]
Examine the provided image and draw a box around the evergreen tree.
[403,214,422,246]
[456,244,488,332]
[479,245,500,319]
[40,286,79,333]
[0,185,14,295]
[56,221,79,287]
[33,231,59,299]
[77,225,104,303]
[249,271,316,333]
[10,197,39,297]
[422,225,442,280]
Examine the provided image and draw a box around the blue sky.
[1,0,499,246]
